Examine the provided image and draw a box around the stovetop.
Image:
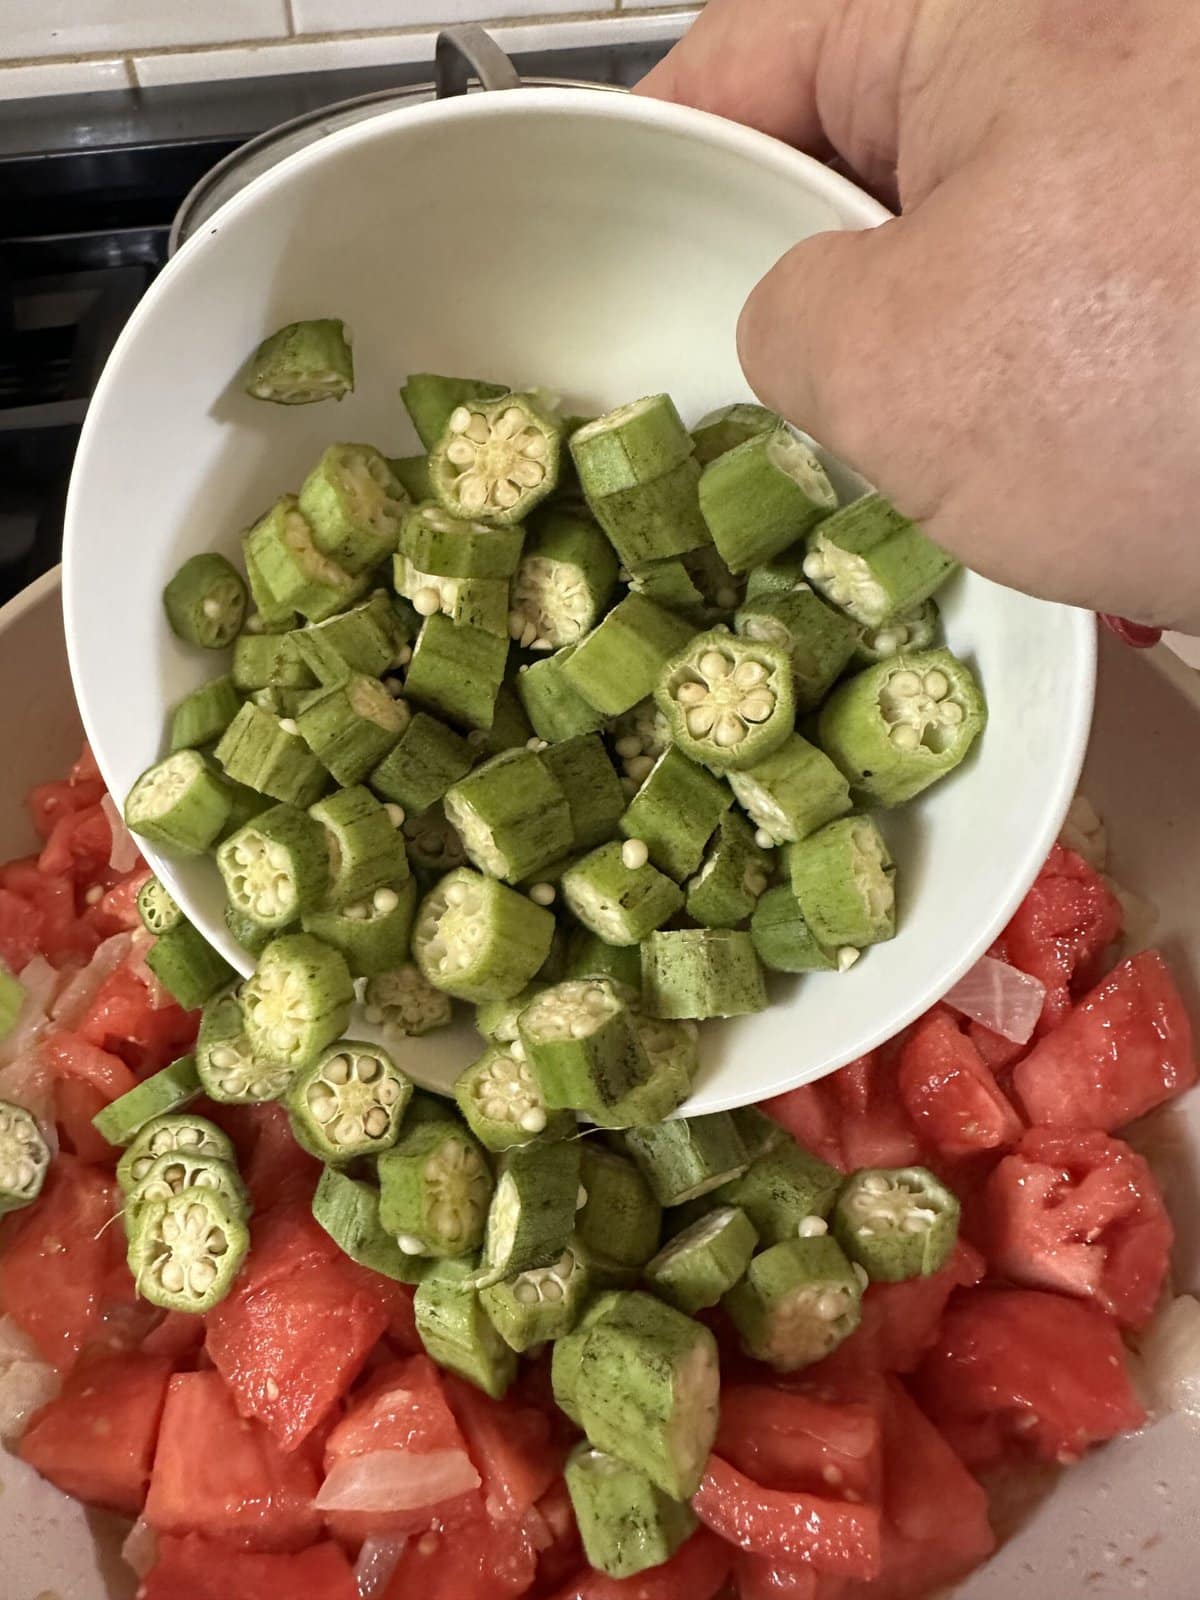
[0,36,670,609]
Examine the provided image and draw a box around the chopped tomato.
[898,1010,1023,1156]
[0,887,43,970]
[715,1385,882,1504]
[1004,846,1123,1031]
[445,1373,561,1519]
[86,868,151,936]
[1013,951,1196,1131]
[18,1351,172,1515]
[914,1287,1145,1468]
[529,1477,583,1597]
[141,1309,207,1361]
[544,1528,733,1600]
[836,1041,924,1172]
[145,1371,322,1551]
[384,1510,539,1600]
[242,1101,322,1211]
[26,777,105,842]
[142,1535,358,1600]
[733,1553,822,1599]
[0,860,98,967]
[763,1082,847,1172]
[983,1128,1171,1328]
[384,1279,421,1353]
[43,1029,140,1163]
[38,803,112,883]
[52,1076,119,1163]
[966,1019,1028,1073]
[78,962,197,1074]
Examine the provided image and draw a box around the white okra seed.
[838,947,861,972]
[614,735,643,759]
[754,828,776,850]
[529,882,556,907]
[385,803,405,827]
[621,838,649,871]
[797,1215,828,1238]
[413,588,441,617]
[374,887,400,914]
[278,718,299,736]
[397,1233,425,1255]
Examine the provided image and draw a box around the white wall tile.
[620,0,702,10]
[0,56,131,100]
[0,0,290,61]
[290,0,609,32]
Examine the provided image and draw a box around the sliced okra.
[619,746,732,881]
[475,985,545,1044]
[230,632,315,695]
[241,933,354,1071]
[308,785,409,908]
[369,711,474,813]
[735,585,861,712]
[443,748,572,884]
[296,674,408,787]
[400,499,524,580]
[378,1121,493,1258]
[127,1189,248,1314]
[690,401,780,465]
[477,1141,580,1286]
[749,884,837,973]
[163,553,248,649]
[0,1101,49,1215]
[169,675,243,753]
[292,592,404,684]
[726,733,852,846]
[125,750,233,856]
[299,443,408,575]
[362,962,453,1037]
[730,1106,789,1163]
[656,629,794,773]
[803,493,957,628]
[0,972,24,1043]
[402,804,466,878]
[224,900,276,959]
[563,929,642,1004]
[620,1113,748,1207]
[644,1204,758,1315]
[412,868,555,1003]
[607,698,672,790]
[466,682,535,761]
[743,545,810,602]
[562,594,695,719]
[125,1150,247,1234]
[852,598,940,667]
[413,1258,516,1399]
[576,1145,662,1271]
[248,683,311,717]
[539,734,626,853]
[91,1055,201,1147]
[818,648,986,807]
[244,318,353,404]
[699,427,837,573]
[480,1243,590,1351]
[312,1167,428,1284]
[509,505,619,649]
[715,1141,843,1246]
[145,921,236,1010]
[628,556,704,615]
[516,649,607,744]
[116,1113,234,1194]
[302,878,417,978]
[685,811,773,929]
[683,544,745,621]
[389,453,434,503]
[242,543,297,634]
[832,1166,960,1283]
[570,395,693,498]
[242,496,366,624]
[394,552,509,637]
[587,458,710,571]
[430,392,561,525]
[286,1039,412,1164]
[640,929,767,1020]
[214,703,329,808]
[785,816,896,949]
[400,372,509,451]
[590,1015,699,1130]
[566,1442,697,1581]
[137,876,183,938]
[217,803,330,931]
[454,1041,574,1152]
[403,613,509,731]
[724,1236,863,1372]
[195,989,295,1104]
[561,842,684,949]
[518,979,651,1120]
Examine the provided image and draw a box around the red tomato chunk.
[1004,845,1123,1032]
[715,1385,883,1505]
[898,1010,1024,1157]
[544,1528,733,1600]
[383,1510,539,1600]
[142,1535,358,1600]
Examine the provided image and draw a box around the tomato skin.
[27,778,105,843]
[38,803,112,883]
[78,962,198,1074]
[242,1101,322,1211]
[715,1385,883,1504]
[0,886,44,970]
[383,1511,539,1600]
[898,1010,1024,1157]
[1003,845,1123,1032]
[763,1082,847,1172]
[87,868,151,937]
[983,1128,1171,1329]
[142,1535,358,1600]
[544,1528,733,1600]
[529,1477,584,1597]
[445,1373,561,1519]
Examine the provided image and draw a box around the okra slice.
[466,682,535,762]
[224,900,275,959]
[726,733,852,846]
[656,629,794,773]
[566,1442,697,1581]
[475,985,545,1043]
[242,496,366,624]
[0,971,24,1042]
[715,1142,843,1245]
[163,553,248,649]
[619,746,732,881]
[640,929,767,1020]
[296,674,408,787]
[563,930,642,1004]
[749,884,837,973]
[286,1039,412,1164]
[690,401,780,465]
[169,675,243,753]
[369,711,474,812]
[518,979,651,1120]
[628,556,704,615]
[412,868,555,1003]
[414,1259,517,1399]
[684,543,744,621]
[308,785,409,908]
[686,811,773,929]
[561,842,684,948]
[576,1145,662,1271]
[292,592,404,684]
[241,934,354,1071]
[0,1101,49,1216]
[736,585,861,712]
[195,989,295,1104]
[312,1167,428,1284]
[217,803,330,931]
[242,542,297,635]
[400,372,509,451]
[363,962,453,1037]
[743,545,810,602]
[302,878,417,979]
[145,921,236,1010]
[125,1150,248,1232]
[477,1141,580,1286]
[699,427,837,574]
[91,1055,201,1147]
[454,1042,574,1152]
[430,392,561,525]
[561,594,695,718]
[404,613,509,731]
[818,648,987,807]
[587,458,710,571]
[644,1205,758,1315]
[724,1236,863,1372]
[137,876,183,937]
[230,633,315,694]
[244,317,353,404]
[832,1166,960,1283]
[570,395,693,497]
[128,1189,249,1314]
[732,1106,789,1162]
[389,453,434,503]
[299,443,408,575]
[125,750,233,856]
[510,505,619,649]
[378,1121,492,1258]
[116,1114,234,1194]
[785,816,896,949]
[214,703,329,808]
[607,698,672,791]
[516,648,607,744]
[539,734,626,853]
[400,500,524,580]
[620,1114,749,1207]
[592,1015,698,1129]
[480,1243,590,1351]
[852,598,940,667]
[443,748,572,884]
[394,552,509,637]
[803,493,957,628]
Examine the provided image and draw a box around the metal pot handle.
[435,25,523,98]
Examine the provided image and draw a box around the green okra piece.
[561,841,684,949]
[749,884,838,973]
[730,1106,789,1162]
[405,1089,466,1129]
[362,962,453,1037]
[394,552,509,637]
[286,1038,412,1164]
[389,453,434,503]
[401,372,509,451]
[562,594,696,719]
[400,499,524,580]
[195,988,295,1104]
[224,900,276,959]
[587,457,711,571]
[576,1145,662,1271]
[213,702,329,808]
[0,972,24,1043]
[608,698,672,787]
[404,613,509,731]
[242,496,367,624]
[412,867,555,1003]
[690,401,780,466]
[169,675,243,753]
[785,816,896,950]
[852,598,940,667]
[414,1258,517,1399]
[163,552,248,650]
[592,1015,698,1129]
[475,985,546,1044]
[516,648,607,744]
[743,544,810,602]
[302,878,417,979]
[137,876,183,937]
[464,682,534,762]
[402,803,466,878]
[430,391,561,525]
[454,1041,574,1152]
[247,686,311,720]
[563,930,642,1004]
[803,493,957,628]
[0,1100,49,1216]
[683,543,744,620]
[724,1236,863,1372]
[480,1243,590,1352]
[124,1150,248,1236]
[628,556,704,615]
[299,443,408,575]
[241,543,297,634]
[230,632,315,694]
[477,1140,581,1286]
[92,1055,202,1147]
[832,1166,960,1283]
[817,647,987,807]
[656,628,794,774]
[127,1188,249,1314]
[726,733,852,846]
[715,1141,843,1245]
[565,1442,697,1581]
[620,1113,748,1207]
[539,733,626,853]
[291,592,405,684]
[570,395,694,498]
[308,785,409,908]
[296,674,408,787]
[443,748,572,884]
[144,921,236,1011]
[509,505,619,650]
[640,929,767,1020]
[699,426,837,574]
[735,584,861,712]
[378,1120,493,1258]
[644,1204,758,1315]
[116,1113,234,1194]
[685,810,773,929]
[217,803,330,931]
[125,750,233,856]
[312,1167,429,1284]
[244,317,353,405]
[619,745,732,881]
[241,933,354,1071]
[369,711,474,813]
[518,979,651,1121]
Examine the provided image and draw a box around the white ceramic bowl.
[61,87,1095,1110]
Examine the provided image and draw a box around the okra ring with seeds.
[216,804,330,930]
[655,630,794,771]
[196,990,295,1104]
[378,1123,493,1257]
[454,1042,572,1152]
[430,394,561,524]
[243,317,353,405]
[480,1245,590,1352]
[287,1040,412,1163]
[831,1166,960,1283]
[128,1189,249,1314]
[723,1235,863,1372]
[116,1114,235,1194]
[362,961,453,1037]
[124,750,233,857]
[241,933,355,1071]
[163,553,248,649]
[136,876,184,938]
[0,1100,50,1215]
[125,1150,248,1230]
[412,868,556,1004]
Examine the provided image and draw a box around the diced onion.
[315,1447,480,1514]
[944,954,1045,1044]
[1105,875,1160,956]
[50,931,133,1029]
[0,1318,60,1445]
[1137,1294,1200,1426]
[128,929,173,1010]
[0,956,62,1108]
[101,793,140,874]
[121,1518,159,1579]
[354,1534,408,1599]
[1059,794,1108,871]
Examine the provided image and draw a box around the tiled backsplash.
[0,1,702,98]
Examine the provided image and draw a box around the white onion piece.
[50,931,133,1029]
[1059,794,1108,871]
[121,1518,159,1579]
[0,1319,61,1445]
[1137,1294,1200,1426]
[315,1447,480,1514]
[0,956,61,1098]
[101,793,140,875]
[127,930,173,1010]
[354,1534,408,1599]
[944,954,1045,1044]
